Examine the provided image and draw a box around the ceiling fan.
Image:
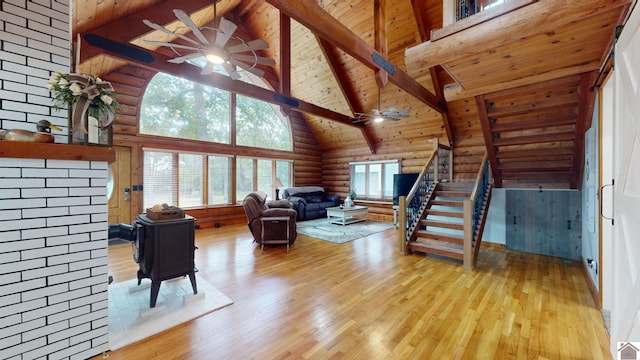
[354,88,410,124]
[142,1,275,80]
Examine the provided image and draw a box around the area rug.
[108,274,233,350]
[296,218,395,244]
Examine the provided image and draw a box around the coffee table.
[326,205,369,225]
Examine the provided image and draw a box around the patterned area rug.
[296,218,395,244]
[108,274,233,350]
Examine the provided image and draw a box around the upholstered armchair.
[242,191,297,250]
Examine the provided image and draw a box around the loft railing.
[397,139,450,254]
[462,151,491,268]
[443,0,511,27]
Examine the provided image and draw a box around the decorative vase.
[344,197,353,207]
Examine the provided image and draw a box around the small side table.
[260,216,290,253]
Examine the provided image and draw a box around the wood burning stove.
[133,214,197,307]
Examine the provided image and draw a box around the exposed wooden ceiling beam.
[81,36,364,130]
[280,13,291,98]
[374,0,388,88]
[410,0,430,42]
[430,67,453,146]
[316,37,377,154]
[316,38,362,116]
[570,71,598,189]
[405,0,630,75]
[475,95,502,187]
[265,0,446,114]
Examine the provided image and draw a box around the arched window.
[140,72,292,151]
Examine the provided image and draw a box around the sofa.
[281,186,340,221]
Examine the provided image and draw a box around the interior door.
[607,5,640,353]
[108,146,132,224]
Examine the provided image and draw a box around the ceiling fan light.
[206,52,225,64]
[374,116,385,123]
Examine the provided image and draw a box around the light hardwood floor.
[97,223,611,360]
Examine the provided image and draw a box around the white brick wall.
[0,0,70,142]
[2,3,112,357]
[0,157,110,359]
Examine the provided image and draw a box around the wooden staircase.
[408,181,472,261]
[397,140,492,269]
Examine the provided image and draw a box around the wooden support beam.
[280,13,291,98]
[405,0,630,76]
[374,0,388,88]
[315,37,377,154]
[430,67,454,146]
[82,36,364,130]
[570,71,598,189]
[475,95,502,187]
[410,0,430,42]
[265,0,446,114]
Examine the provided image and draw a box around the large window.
[140,73,292,151]
[236,157,292,202]
[236,95,291,150]
[144,149,291,208]
[350,160,399,201]
[140,73,230,143]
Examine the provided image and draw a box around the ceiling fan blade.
[231,54,275,67]
[167,52,203,64]
[226,39,269,54]
[214,17,238,48]
[144,40,201,51]
[221,62,242,80]
[229,59,265,78]
[173,9,210,46]
[142,19,201,47]
[201,62,215,75]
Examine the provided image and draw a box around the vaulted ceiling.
[73,0,633,189]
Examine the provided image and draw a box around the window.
[179,153,204,208]
[144,149,291,208]
[140,73,230,143]
[236,157,292,202]
[350,160,399,201]
[236,95,291,151]
[208,155,230,205]
[144,151,177,208]
[139,73,292,151]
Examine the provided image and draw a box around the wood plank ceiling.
[73,0,632,189]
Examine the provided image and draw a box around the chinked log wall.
[103,64,324,227]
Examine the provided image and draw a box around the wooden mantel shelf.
[0,141,115,163]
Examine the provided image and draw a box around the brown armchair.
[242,191,297,251]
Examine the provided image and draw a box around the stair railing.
[398,139,446,254]
[462,151,491,269]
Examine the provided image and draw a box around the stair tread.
[408,240,464,259]
[415,230,464,244]
[422,219,464,230]
[427,209,464,218]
